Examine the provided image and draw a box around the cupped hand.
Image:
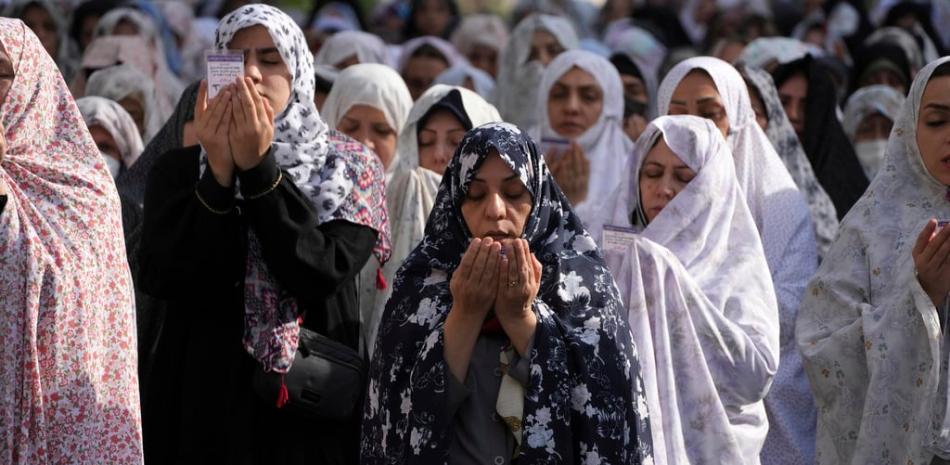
[450,237,502,318]
[195,80,235,187]
[229,76,275,171]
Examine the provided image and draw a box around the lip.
[484,231,514,241]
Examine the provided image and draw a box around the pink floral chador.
[0,19,143,464]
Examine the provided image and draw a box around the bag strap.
[356,272,368,360]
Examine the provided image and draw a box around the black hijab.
[772,56,869,219]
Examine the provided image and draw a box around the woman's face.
[338,104,398,169]
[860,68,907,95]
[21,4,58,58]
[528,29,563,66]
[0,45,14,109]
[404,55,449,100]
[229,25,293,116]
[418,108,465,175]
[778,71,808,138]
[461,151,532,240]
[118,94,146,136]
[467,44,498,77]
[639,137,696,223]
[547,66,604,139]
[88,124,120,160]
[620,74,648,104]
[668,70,729,138]
[414,0,452,37]
[746,84,768,131]
[112,18,140,36]
[855,113,893,143]
[917,74,950,185]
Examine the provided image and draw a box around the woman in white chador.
[329,81,500,354]
[656,57,819,465]
[798,57,950,465]
[600,115,780,465]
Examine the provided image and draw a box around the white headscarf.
[359,84,501,355]
[843,84,906,180]
[606,25,667,118]
[314,30,390,68]
[656,56,819,465]
[85,64,166,145]
[494,14,578,133]
[94,7,186,117]
[738,37,813,70]
[603,115,779,465]
[538,50,632,223]
[450,13,509,58]
[797,56,950,465]
[76,96,145,170]
[397,35,464,73]
[434,63,496,99]
[842,84,906,141]
[321,64,413,170]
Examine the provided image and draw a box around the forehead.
[531,29,555,44]
[229,25,277,48]
[555,66,598,87]
[644,137,683,164]
[474,151,517,179]
[672,70,719,100]
[920,75,950,108]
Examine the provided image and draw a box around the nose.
[659,178,676,200]
[244,61,262,84]
[563,92,582,115]
[436,141,452,164]
[484,192,506,220]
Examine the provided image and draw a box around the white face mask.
[854,139,888,180]
[103,153,122,179]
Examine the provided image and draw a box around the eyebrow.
[670,96,719,106]
[923,103,950,112]
[256,47,280,55]
[472,174,520,183]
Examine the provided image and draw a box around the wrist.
[210,164,234,187]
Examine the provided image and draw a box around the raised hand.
[229,76,275,171]
[449,237,502,317]
[195,80,235,187]
[548,141,590,205]
[913,219,950,307]
[495,238,541,355]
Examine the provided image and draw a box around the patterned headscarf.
[362,122,652,464]
[0,18,142,463]
[797,56,950,465]
[210,4,391,373]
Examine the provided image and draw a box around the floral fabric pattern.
[0,18,143,464]
[797,56,950,465]
[361,122,652,464]
[597,115,780,465]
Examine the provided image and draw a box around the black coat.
[138,146,376,465]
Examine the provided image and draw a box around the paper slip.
[206,51,244,99]
[602,224,639,254]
